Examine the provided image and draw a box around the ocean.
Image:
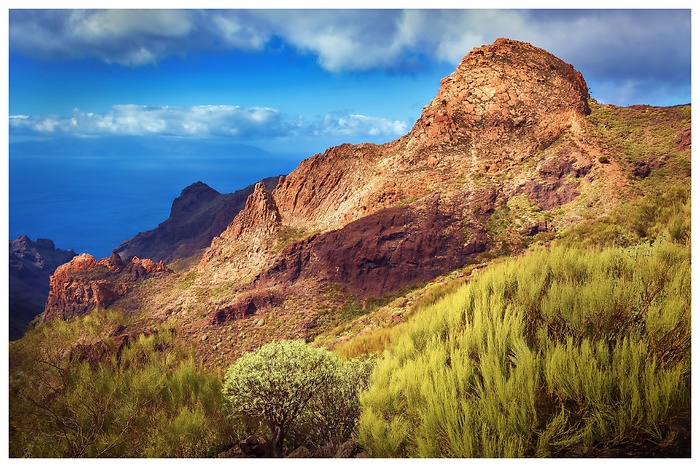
[8,137,304,259]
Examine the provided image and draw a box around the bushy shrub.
[222,340,374,457]
[9,319,230,458]
[222,340,336,457]
[293,355,376,448]
[357,242,690,457]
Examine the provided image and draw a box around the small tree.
[222,340,336,457]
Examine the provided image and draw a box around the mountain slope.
[9,235,76,339]
[37,38,690,369]
[11,37,691,458]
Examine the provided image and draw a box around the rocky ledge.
[41,252,171,322]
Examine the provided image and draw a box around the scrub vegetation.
[9,183,690,457]
[357,241,690,457]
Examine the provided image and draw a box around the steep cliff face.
[41,252,171,322]
[114,177,279,263]
[9,235,77,339]
[200,181,282,281]
[272,38,590,233]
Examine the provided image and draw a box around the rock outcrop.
[200,181,282,280]
[9,235,77,339]
[406,37,589,159]
[272,38,590,234]
[114,177,279,263]
[197,38,594,300]
[41,252,171,322]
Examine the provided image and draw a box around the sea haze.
[9,136,304,259]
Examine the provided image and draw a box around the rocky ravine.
[38,38,689,365]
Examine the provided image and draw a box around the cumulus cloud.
[310,112,409,138]
[9,105,410,142]
[8,9,690,103]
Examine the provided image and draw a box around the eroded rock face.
[273,143,387,231]
[257,198,488,299]
[42,252,171,322]
[405,38,589,174]
[200,182,282,276]
[115,177,279,263]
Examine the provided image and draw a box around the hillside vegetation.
[9,181,690,457]
[358,241,690,457]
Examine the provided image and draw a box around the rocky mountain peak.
[199,181,282,276]
[407,37,589,159]
[225,181,282,243]
[169,181,220,218]
[114,177,280,263]
[269,39,591,235]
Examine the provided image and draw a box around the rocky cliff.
[197,38,596,297]
[41,251,171,322]
[9,235,77,339]
[271,38,590,233]
[114,177,279,263]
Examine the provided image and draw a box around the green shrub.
[222,340,328,456]
[222,340,375,456]
[357,242,690,457]
[293,355,376,448]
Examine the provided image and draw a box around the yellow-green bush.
[357,241,690,457]
[9,318,230,458]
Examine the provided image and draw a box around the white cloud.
[310,112,409,138]
[8,10,690,103]
[9,105,410,142]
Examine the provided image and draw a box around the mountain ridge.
[35,38,691,369]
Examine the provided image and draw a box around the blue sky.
[6,7,692,153]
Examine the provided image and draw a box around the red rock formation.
[272,38,591,234]
[200,181,282,277]
[192,38,599,317]
[42,252,171,322]
[408,38,589,155]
